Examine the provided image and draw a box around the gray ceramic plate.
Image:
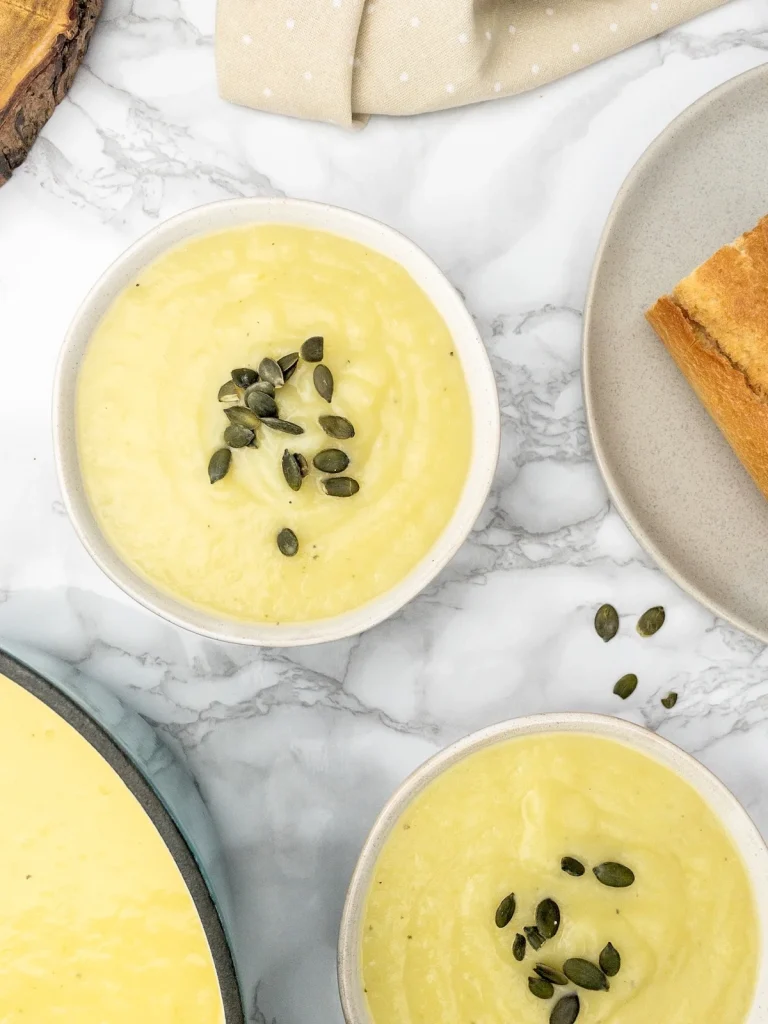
[584,63,768,643]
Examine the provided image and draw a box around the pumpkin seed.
[207,448,231,484]
[259,357,284,387]
[248,431,259,448]
[561,856,585,877]
[218,380,240,402]
[528,977,554,1000]
[513,933,526,961]
[535,965,568,987]
[313,364,334,402]
[301,335,324,362]
[223,423,254,448]
[524,926,545,951]
[494,893,516,929]
[535,899,560,940]
[595,603,619,642]
[295,452,309,478]
[225,406,262,430]
[661,691,678,709]
[319,415,355,439]
[323,476,359,497]
[563,958,609,992]
[245,390,278,418]
[613,673,638,700]
[278,352,299,381]
[593,862,635,888]
[277,527,298,557]
[550,993,580,1024]
[231,367,258,389]
[260,417,304,435]
[245,380,276,396]
[599,943,621,978]
[637,605,665,637]
[282,450,302,491]
[313,448,350,474]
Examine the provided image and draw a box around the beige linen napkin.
[216,0,724,128]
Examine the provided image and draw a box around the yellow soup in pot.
[362,734,758,1024]
[76,225,472,623]
[0,672,224,1023]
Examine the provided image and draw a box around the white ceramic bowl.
[338,713,768,1023]
[53,198,500,646]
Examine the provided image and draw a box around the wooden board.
[0,0,102,185]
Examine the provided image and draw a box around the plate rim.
[582,61,768,644]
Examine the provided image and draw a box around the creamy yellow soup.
[362,734,758,1024]
[0,672,224,1022]
[76,225,472,623]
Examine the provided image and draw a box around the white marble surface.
[1,2,768,1020]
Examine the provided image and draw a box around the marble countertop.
[2,2,768,1020]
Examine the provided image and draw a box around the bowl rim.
[0,647,243,1021]
[337,711,768,1024]
[53,197,500,647]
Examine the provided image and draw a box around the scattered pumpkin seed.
[245,380,276,397]
[223,423,254,448]
[535,899,560,940]
[593,862,635,888]
[278,352,299,381]
[261,417,304,435]
[301,336,324,362]
[534,965,568,987]
[323,476,359,497]
[225,406,262,430]
[595,603,619,642]
[282,450,303,491]
[277,527,299,557]
[245,390,278,418]
[313,364,334,403]
[524,926,545,951]
[661,691,678,709]
[248,431,259,448]
[494,893,516,929]
[550,993,580,1024]
[295,452,309,478]
[513,933,526,961]
[599,943,621,978]
[313,448,350,474]
[528,977,554,1000]
[561,856,585,877]
[259,357,284,387]
[613,673,638,700]
[231,367,258,389]
[563,958,609,992]
[319,414,355,439]
[207,448,231,484]
[637,605,665,637]
[218,380,240,402]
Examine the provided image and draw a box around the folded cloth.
[216,0,724,128]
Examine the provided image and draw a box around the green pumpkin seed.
[613,673,638,700]
[524,926,545,951]
[637,605,665,637]
[512,933,526,961]
[301,335,324,362]
[225,406,262,430]
[313,448,350,474]
[535,899,560,940]
[277,527,298,557]
[313,364,334,403]
[259,357,284,387]
[593,862,635,888]
[661,691,678,709]
[528,977,554,1000]
[550,993,580,1024]
[323,476,359,497]
[261,417,304,435]
[319,415,355,439]
[563,958,609,992]
[561,856,585,877]
[245,380,276,396]
[595,603,619,642]
[494,893,516,929]
[534,965,568,987]
[295,452,309,478]
[278,352,299,381]
[223,423,254,448]
[245,390,278,418]
[599,943,621,978]
[218,380,240,403]
[282,450,302,491]
[231,367,258,389]
[207,448,231,484]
